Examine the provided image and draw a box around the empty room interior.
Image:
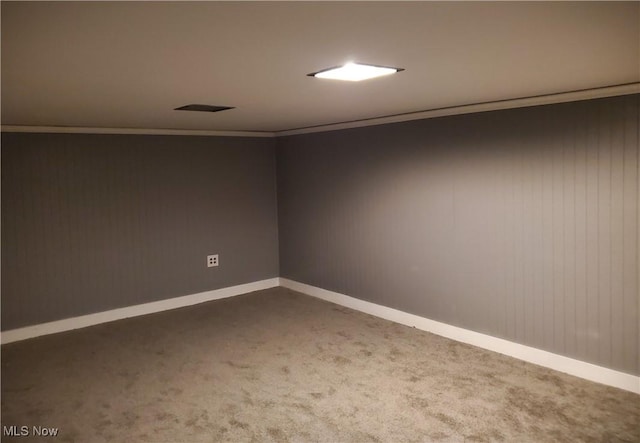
[1,2,639,442]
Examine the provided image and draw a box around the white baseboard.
[280,278,640,394]
[1,278,280,345]
[3,276,637,394]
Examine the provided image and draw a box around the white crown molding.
[277,83,640,136]
[280,278,640,394]
[3,84,638,138]
[0,125,276,138]
[0,278,280,344]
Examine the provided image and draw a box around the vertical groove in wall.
[628,95,640,372]
[278,94,640,375]
[574,105,588,360]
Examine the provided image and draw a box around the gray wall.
[2,132,279,330]
[277,94,639,376]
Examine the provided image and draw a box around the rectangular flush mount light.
[308,62,403,82]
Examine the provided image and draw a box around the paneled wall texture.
[2,95,638,376]
[277,95,639,375]
[2,133,279,330]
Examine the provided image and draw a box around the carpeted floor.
[1,287,638,442]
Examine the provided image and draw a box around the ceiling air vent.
[174,104,234,112]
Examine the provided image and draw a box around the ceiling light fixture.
[308,62,403,82]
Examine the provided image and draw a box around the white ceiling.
[2,1,639,134]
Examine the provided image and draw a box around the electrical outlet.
[207,254,219,268]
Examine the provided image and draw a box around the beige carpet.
[2,287,638,442]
